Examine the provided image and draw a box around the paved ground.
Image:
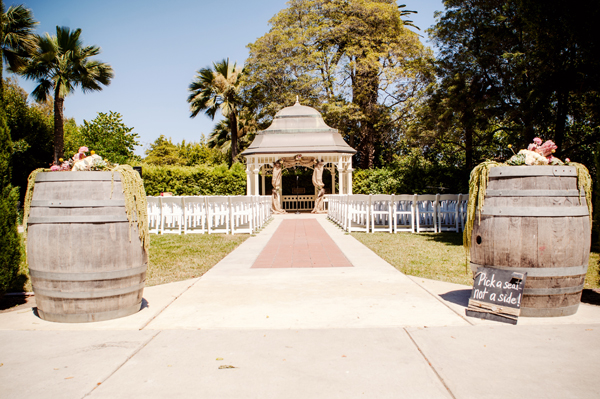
[1,214,599,398]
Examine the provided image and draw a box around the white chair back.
[160,196,184,234]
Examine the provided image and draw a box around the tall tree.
[188,58,243,164]
[64,111,140,164]
[243,0,433,168]
[422,0,600,172]
[0,0,37,98]
[21,26,113,163]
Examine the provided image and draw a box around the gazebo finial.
[295,95,299,105]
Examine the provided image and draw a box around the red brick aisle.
[251,219,353,268]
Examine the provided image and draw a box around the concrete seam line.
[138,278,202,330]
[407,276,475,326]
[404,328,457,399]
[81,331,161,398]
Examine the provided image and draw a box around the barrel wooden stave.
[27,172,147,323]
[471,166,590,317]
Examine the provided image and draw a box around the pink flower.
[533,137,542,145]
[538,140,557,157]
[565,158,570,163]
[527,143,537,151]
[50,165,60,171]
[78,146,89,153]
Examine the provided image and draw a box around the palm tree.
[21,26,113,163]
[0,0,38,98]
[188,58,243,163]
[207,110,258,163]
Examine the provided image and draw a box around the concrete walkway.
[1,214,599,398]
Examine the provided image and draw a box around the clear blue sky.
[7,0,444,156]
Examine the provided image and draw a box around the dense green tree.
[420,0,600,172]
[64,111,140,164]
[243,0,433,168]
[144,135,181,166]
[0,85,20,295]
[0,0,37,98]
[188,58,243,164]
[3,77,53,199]
[144,135,225,167]
[21,26,113,163]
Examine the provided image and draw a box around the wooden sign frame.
[466,266,527,325]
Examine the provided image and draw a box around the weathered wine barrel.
[27,171,147,323]
[470,165,591,317]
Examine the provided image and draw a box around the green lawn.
[146,233,248,286]
[351,232,600,289]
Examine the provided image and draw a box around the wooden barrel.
[470,165,591,317]
[27,171,147,323]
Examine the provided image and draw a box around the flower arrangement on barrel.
[23,146,150,253]
[464,138,593,252]
[49,146,110,171]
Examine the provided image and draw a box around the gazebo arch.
[241,100,356,211]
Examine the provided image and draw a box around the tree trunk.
[554,90,567,155]
[229,112,238,163]
[53,86,64,164]
[353,58,379,169]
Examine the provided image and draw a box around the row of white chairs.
[327,194,468,233]
[147,195,272,235]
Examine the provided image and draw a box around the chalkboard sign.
[465,266,527,325]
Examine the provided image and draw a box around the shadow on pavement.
[439,289,471,307]
[581,289,600,306]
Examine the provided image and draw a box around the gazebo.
[241,100,356,211]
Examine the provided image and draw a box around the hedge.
[141,163,246,196]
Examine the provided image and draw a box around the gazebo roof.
[241,100,356,156]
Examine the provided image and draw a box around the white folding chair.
[183,196,207,234]
[457,194,468,232]
[230,196,253,235]
[160,196,184,234]
[415,194,438,233]
[437,194,460,232]
[393,194,415,233]
[207,196,230,234]
[345,195,370,233]
[147,196,162,234]
[370,194,393,233]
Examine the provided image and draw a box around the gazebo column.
[261,166,266,196]
[253,166,260,196]
[346,168,353,195]
[246,161,252,196]
[331,166,336,194]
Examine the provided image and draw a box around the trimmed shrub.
[353,150,468,195]
[142,163,246,196]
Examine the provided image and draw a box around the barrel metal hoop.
[27,215,130,224]
[485,189,581,197]
[30,200,126,208]
[33,282,145,299]
[480,206,589,217]
[29,265,147,281]
[470,262,588,277]
[35,171,121,182]
[489,166,576,177]
[36,302,142,323]
[523,284,584,295]
[520,304,580,317]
